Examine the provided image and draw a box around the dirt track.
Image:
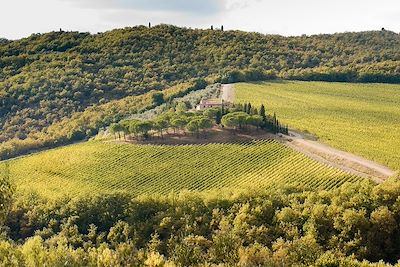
[221,83,396,183]
[221,84,235,103]
[281,131,395,183]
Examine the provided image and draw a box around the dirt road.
[282,131,396,183]
[221,84,235,103]
[219,84,396,183]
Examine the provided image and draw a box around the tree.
[153,118,169,138]
[185,116,212,138]
[176,102,188,114]
[246,103,252,114]
[367,206,397,261]
[151,92,165,106]
[0,163,13,227]
[109,123,122,140]
[221,112,250,130]
[135,121,153,139]
[221,114,238,129]
[197,117,213,136]
[128,120,141,139]
[246,115,263,129]
[129,120,153,139]
[203,108,221,124]
[171,117,188,136]
[235,112,250,129]
[119,121,130,140]
[186,120,200,137]
[259,104,266,121]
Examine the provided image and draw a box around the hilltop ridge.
[1,25,399,159]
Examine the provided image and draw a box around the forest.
[0,25,399,159]
[1,173,400,266]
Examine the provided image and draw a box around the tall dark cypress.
[259,104,267,129]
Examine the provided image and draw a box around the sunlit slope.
[1,140,363,199]
[235,81,400,170]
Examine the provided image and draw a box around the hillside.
[0,140,363,199]
[0,25,399,159]
[234,81,400,170]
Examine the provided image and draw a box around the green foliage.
[246,115,263,129]
[0,81,195,160]
[203,108,222,124]
[175,102,188,114]
[186,116,213,136]
[3,179,400,265]
[0,163,13,227]
[151,92,165,106]
[221,112,250,129]
[1,26,399,160]
[235,81,400,170]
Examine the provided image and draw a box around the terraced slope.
[235,81,400,170]
[1,140,364,199]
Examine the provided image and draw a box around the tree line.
[109,100,288,140]
[1,172,400,265]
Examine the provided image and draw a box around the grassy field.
[0,140,362,199]
[235,81,400,171]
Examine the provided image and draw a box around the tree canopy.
[0,25,399,159]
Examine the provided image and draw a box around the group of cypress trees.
[234,102,289,135]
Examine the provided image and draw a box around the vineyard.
[1,140,364,199]
[235,81,400,170]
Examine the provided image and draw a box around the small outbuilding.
[196,98,225,111]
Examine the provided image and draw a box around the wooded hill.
[0,25,399,159]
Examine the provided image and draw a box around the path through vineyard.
[221,84,235,103]
[284,131,395,183]
[223,84,396,183]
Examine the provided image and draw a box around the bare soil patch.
[221,84,235,103]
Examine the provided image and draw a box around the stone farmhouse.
[196,98,228,111]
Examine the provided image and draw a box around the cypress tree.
[259,104,266,129]
[259,104,266,119]
[216,110,222,124]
